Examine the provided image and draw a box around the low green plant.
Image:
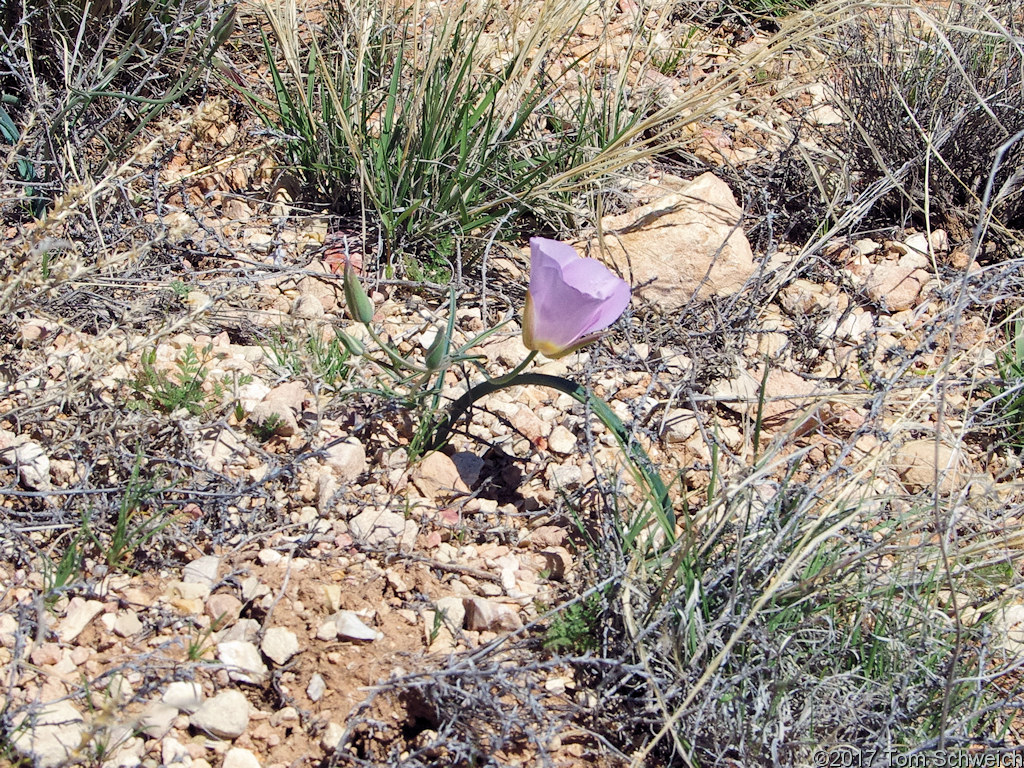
[991,317,1024,449]
[263,327,353,390]
[131,343,213,415]
[80,451,179,572]
[41,534,85,604]
[544,593,604,653]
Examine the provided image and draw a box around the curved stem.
[424,373,673,533]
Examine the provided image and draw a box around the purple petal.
[525,237,631,355]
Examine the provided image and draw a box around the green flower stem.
[424,373,673,533]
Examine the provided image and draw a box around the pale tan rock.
[298,259,344,313]
[993,603,1024,655]
[348,508,418,549]
[183,555,221,586]
[323,439,366,483]
[57,597,104,642]
[162,681,204,713]
[662,408,699,443]
[519,526,568,549]
[594,172,755,309]
[291,294,325,319]
[321,722,346,753]
[463,598,523,632]
[261,627,300,665]
[206,593,243,626]
[547,426,577,455]
[196,426,250,473]
[866,262,929,312]
[411,452,470,499]
[892,439,964,495]
[190,689,250,739]
[223,747,261,768]
[112,610,143,638]
[11,699,86,768]
[217,640,268,684]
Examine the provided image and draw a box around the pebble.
[217,641,269,684]
[10,438,50,490]
[463,598,523,632]
[546,425,577,455]
[893,439,963,495]
[57,597,104,642]
[112,610,143,638]
[411,451,469,499]
[206,593,243,626]
[11,699,86,768]
[223,747,262,768]
[190,689,250,739]
[183,555,221,586]
[261,627,300,665]
[348,508,418,549]
[306,673,326,702]
[334,610,381,642]
[163,681,204,713]
[139,702,178,738]
[320,722,345,752]
[323,439,366,483]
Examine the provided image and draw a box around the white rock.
[10,438,50,490]
[334,610,381,642]
[57,597,104,642]
[0,611,19,648]
[348,508,418,549]
[662,408,698,443]
[291,294,324,319]
[316,620,338,641]
[928,229,949,253]
[112,610,143,638]
[196,426,250,473]
[545,463,583,489]
[182,555,220,586]
[190,689,250,739]
[257,549,282,565]
[306,673,327,702]
[903,232,931,260]
[217,641,268,684]
[139,702,178,738]
[320,722,345,752]
[162,681,204,713]
[547,426,577,455]
[223,747,262,768]
[432,596,467,631]
[11,700,86,768]
[323,439,366,483]
[261,627,300,665]
[161,736,192,765]
[994,603,1024,655]
[104,735,145,767]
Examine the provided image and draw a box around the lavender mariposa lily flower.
[521,237,631,359]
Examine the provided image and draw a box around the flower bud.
[336,330,365,356]
[424,328,446,371]
[343,263,375,324]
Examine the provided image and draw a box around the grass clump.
[253,0,689,265]
[829,0,1024,238]
[0,0,235,212]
